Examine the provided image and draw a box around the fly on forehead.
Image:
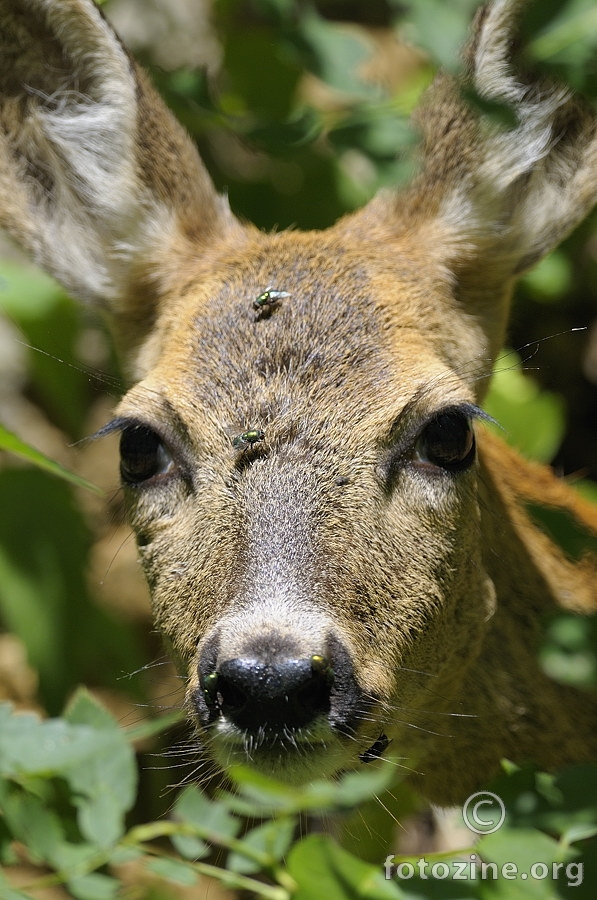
[252,288,290,320]
[232,429,266,452]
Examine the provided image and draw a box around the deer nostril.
[204,654,334,731]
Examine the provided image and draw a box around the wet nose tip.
[201,654,334,731]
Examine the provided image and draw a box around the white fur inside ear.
[472,0,528,105]
[31,10,165,303]
[440,0,597,273]
[31,78,172,304]
[0,0,181,306]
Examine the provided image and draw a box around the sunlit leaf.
[289,834,402,900]
[0,425,101,494]
[483,351,565,462]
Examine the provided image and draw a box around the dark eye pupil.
[120,426,164,484]
[418,412,475,471]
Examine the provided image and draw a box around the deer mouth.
[193,631,375,779]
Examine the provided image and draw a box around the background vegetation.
[1,0,597,897]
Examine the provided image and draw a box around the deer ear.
[423,0,597,270]
[360,0,597,366]
[0,0,240,345]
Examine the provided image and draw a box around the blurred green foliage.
[1,0,597,896]
[0,424,101,494]
[1,692,596,899]
[0,470,144,716]
[0,265,88,438]
[484,351,567,464]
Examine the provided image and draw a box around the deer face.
[112,231,495,780]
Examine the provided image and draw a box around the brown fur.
[0,0,596,806]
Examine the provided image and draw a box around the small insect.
[232,428,265,452]
[310,654,334,684]
[253,288,290,319]
[359,733,391,764]
[200,672,221,710]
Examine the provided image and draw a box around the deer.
[0,0,596,812]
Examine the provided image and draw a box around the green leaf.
[0,261,64,317]
[0,699,137,848]
[122,708,185,743]
[562,822,597,843]
[483,351,565,462]
[403,0,480,72]
[228,765,313,812]
[478,827,563,868]
[63,707,137,848]
[0,705,96,775]
[288,834,403,900]
[298,10,375,97]
[525,0,597,87]
[146,857,199,887]
[64,688,123,730]
[66,872,120,900]
[170,829,210,862]
[173,784,241,843]
[575,480,597,505]
[76,785,130,849]
[248,109,322,151]
[545,765,597,836]
[540,614,597,688]
[0,425,101,494]
[329,764,400,807]
[0,784,101,881]
[1,787,66,865]
[340,780,420,864]
[106,845,144,866]
[476,828,572,899]
[521,251,572,302]
[0,804,16,865]
[227,817,295,874]
[489,762,597,832]
[220,29,302,119]
[229,760,399,818]
[330,110,416,163]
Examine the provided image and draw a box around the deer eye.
[414,410,476,473]
[120,425,173,485]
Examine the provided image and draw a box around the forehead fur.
[129,228,478,439]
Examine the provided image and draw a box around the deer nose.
[200,654,334,732]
